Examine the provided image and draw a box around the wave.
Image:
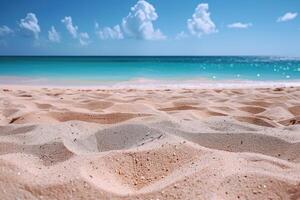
[1,75,300,89]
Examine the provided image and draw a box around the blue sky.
[0,0,299,56]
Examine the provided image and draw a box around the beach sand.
[0,86,300,199]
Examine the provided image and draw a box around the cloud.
[121,0,165,40]
[61,16,90,45]
[0,25,13,37]
[48,26,60,43]
[19,13,41,39]
[79,32,89,45]
[61,16,78,38]
[95,22,123,40]
[227,22,252,29]
[175,31,188,40]
[95,0,165,40]
[187,3,217,37]
[277,12,298,22]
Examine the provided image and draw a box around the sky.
[0,0,300,56]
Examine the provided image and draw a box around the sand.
[0,86,300,200]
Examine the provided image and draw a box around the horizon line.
[0,55,299,58]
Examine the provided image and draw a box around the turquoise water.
[0,56,300,84]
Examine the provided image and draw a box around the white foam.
[1,75,300,90]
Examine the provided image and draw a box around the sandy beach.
[0,86,300,199]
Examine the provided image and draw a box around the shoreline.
[1,78,300,90]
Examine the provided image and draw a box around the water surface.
[0,56,300,86]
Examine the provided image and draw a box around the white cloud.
[175,31,188,40]
[187,3,217,37]
[94,0,164,41]
[61,16,90,45]
[277,12,298,22]
[48,26,60,43]
[19,13,41,39]
[0,25,13,37]
[121,0,165,40]
[79,32,89,46]
[61,16,78,38]
[227,22,252,29]
[95,22,123,40]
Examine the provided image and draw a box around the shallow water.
[0,56,300,86]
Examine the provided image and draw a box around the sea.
[0,56,300,88]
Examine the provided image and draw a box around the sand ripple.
[0,87,300,199]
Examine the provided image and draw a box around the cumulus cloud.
[79,32,89,46]
[48,26,60,43]
[121,0,165,40]
[61,16,78,38]
[95,22,123,40]
[227,22,252,29]
[61,16,90,45]
[277,12,298,22]
[0,25,13,37]
[19,13,41,39]
[187,3,217,37]
[95,0,165,40]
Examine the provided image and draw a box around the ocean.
[0,56,300,87]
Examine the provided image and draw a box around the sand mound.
[77,100,114,110]
[35,103,54,110]
[279,116,300,126]
[185,110,227,121]
[289,105,300,116]
[239,106,266,114]
[0,141,74,165]
[92,124,167,152]
[0,125,36,136]
[1,108,20,117]
[177,132,300,162]
[81,143,202,195]
[159,105,201,111]
[216,173,299,200]
[259,106,294,121]
[241,100,272,108]
[235,116,277,127]
[8,112,149,125]
[106,103,159,115]
[51,112,149,124]
[9,113,59,124]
